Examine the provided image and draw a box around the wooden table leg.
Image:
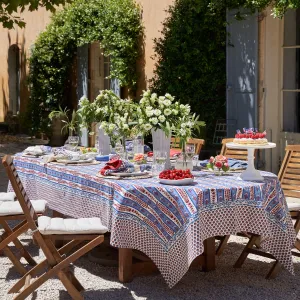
[119,248,133,283]
[203,237,216,271]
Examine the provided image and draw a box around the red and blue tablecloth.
[9,155,296,287]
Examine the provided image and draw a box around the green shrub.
[151,0,227,144]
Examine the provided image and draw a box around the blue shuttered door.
[226,11,258,137]
[77,45,89,146]
[111,78,121,97]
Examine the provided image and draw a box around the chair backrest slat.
[2,155,38,227]
[278,145,300,200]
[220,138,249,161]
[171,138,205,155]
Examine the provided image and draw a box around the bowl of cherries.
[158,169,194,186]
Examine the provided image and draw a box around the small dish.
[159,178,194,186]
[110,172,148,177]
[55,158,94,164]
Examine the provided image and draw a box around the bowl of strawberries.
[158,169,194,185]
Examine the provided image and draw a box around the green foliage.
[27,0,142,135]
[0,0,71,28]
[151,0,226,144]
[208,0,300,18]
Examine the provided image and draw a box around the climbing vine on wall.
[27,0,142,135]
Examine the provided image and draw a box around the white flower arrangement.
[137,90,193,137]
[77,90,136,147]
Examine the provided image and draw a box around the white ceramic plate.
[23,152,45,157]
[159,178,194,186]
[55,158,94,164]
[110,172,148,177]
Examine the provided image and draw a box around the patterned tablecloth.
[9,155,296,287]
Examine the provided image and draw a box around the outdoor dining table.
[8,155,296,288]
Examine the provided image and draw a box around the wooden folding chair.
[171,137,205,155]
[233,145,300,278]
[0,191,47,276]
[220,138,248,160]
[3,155,108,300]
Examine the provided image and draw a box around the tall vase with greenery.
[174,114,205,170]
[136,90,204,169]
[78,90,137,157]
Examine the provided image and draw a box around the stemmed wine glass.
[185,144,195,159]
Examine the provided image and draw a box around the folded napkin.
[0,192,16,201]
[24,146,45,156]
[139,164,152,172]
[100,158,135,176]
[199,158,248,170]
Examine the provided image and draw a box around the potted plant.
[49,106,81,147]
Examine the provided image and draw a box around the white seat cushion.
[0,192,16,201]
[0,200,47,216]
[286,197,300,211]
[38,216,108,235]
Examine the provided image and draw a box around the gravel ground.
[0,234,299,300]
[0,143,299,300]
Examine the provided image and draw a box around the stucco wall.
[263,8,283,173]
[136,0,174,96]
[0,8,52,122]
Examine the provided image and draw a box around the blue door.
[226,11,258,137]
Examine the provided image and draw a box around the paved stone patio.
[0,142,30,192]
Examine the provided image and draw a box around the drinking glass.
[153,150,167,174]
[115,142,125,159]
[68,136,79,151]
[185,143,195,159]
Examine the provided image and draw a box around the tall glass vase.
[151,128,171,169]
[122,136,128,160]
[97,126,110,155]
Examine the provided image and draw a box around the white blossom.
[154,109,161,116]
[164,108,172,116]
[151,93,157,99]
[163,99,171,107]
[158,115,166,123]
[144,123,152,131]
[143,90,151,97]
[165,93,174,101]
[180,128,186,136]
[172,109,178,115]
[150,117,158,125]
[109,124,116,131]
[146,110,154,117]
